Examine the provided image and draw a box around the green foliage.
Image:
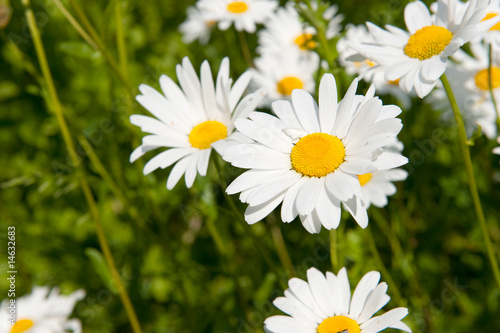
[1,0,500,332]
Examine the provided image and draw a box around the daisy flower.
[130,57,265,190]
[251,49,320,106]
[358,140,409,208]
[351,0,489,98]
[427,43,499,138]
[338,24,412,109]
[431,0,500,44]
[0,286,85,333]
[258,3,318,56]
[264,267,411,333]
[179,4,217,45]
[222,73,406,233]
[197,0,278,33]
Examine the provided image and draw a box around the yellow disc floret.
[291,133,345,178]
[317,315,361,333]
[404,25,453,60]
[11,319,34,333]
[475,67,500,90]
[277,76,304,96]
[227,1,248,14]
[358,173,372,186]
[189,120,227,149]
[294,33,317,50]
[482,13,500,31]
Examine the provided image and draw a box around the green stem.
[329,228,339,271]
[237,30,254,68]
[114,0,129,83]
[21,1,143,332]
[441,74,500,292]
[206,218,228,256]
[66,0,133,93]
[268,215,295,278]
[488,43,500,130]
[365,225,403,306]
[372,208,403,268]
[51,0,98,50]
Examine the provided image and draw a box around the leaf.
[58,41,101,60]
[84,247,118,294]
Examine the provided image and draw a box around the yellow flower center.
[294,33,317,50]
[11,319,34,333]
[188,120,227,149]
[358,173,372,186]
[475,67,500,90]
[482,13,500,31]
[277,76,304,96]
[317,315,360,333]
[404,25,453,60]
[388,78,400,86]
[227,1,248,14]
[291,133,345,178]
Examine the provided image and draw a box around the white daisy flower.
[198,0,278,33]
[493,136,500,154]
[337,24,412,109]
[130,57,265,190]
[264,267,411,333]
[358,140,409,208]
[222,74,406,233]
[179,4,217,45]
[251,49,320,106]
[431,0,500,44]
[258,3,318,56]
[427,43,499,138]
[351,0,489,98]
[0,286,85,333]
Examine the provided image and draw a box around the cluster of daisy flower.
[127,0,500,330]
[17,0,500,331]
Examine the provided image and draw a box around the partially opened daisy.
[258,3,318,55]
[264,267,411,333]
[251,50,319,106]
[179,4,217,45]
[222,73,405,233]
[0,286,85,333]
[198,0,278,33]
[351,0,489,98]
[358,140,408,208]
[338,24,412,108]
[130,57,265,189]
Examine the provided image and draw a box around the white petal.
[342,196,369,228]
[357,282,388,323]
[404,1,432,34]
[360,308,409,333]
[166,155,190,189]
[333,267,351,316]
[291,89,321,133]
[306,267,336,317]
[296,177,323,215]
[349,271,381,319]
[318,73,338,134]
[245,192,286,224]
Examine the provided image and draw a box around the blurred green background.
[1,0,500,332]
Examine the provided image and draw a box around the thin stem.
[372,208,403,268]
[21,1,143,332]
[329,228,339,271]
[441,74,500,291]
[114,0,129,83]
[268,215,295,278]
[237,30,254,68]
[365,226,403,306]
[488,43,500,130]
[51,0,98,50]
[206,218,228,256]
[66,0,133,93]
